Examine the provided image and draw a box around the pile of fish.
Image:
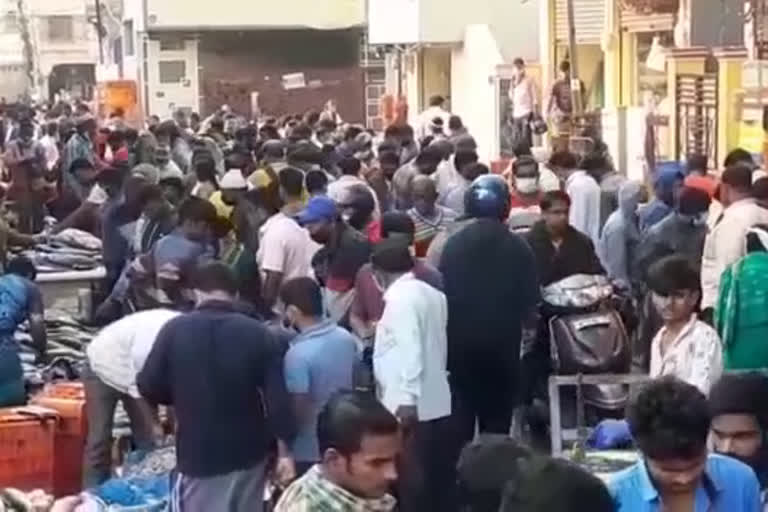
[16,311,146,437]
[123,446,177,479]
[0,488,54,511]
[16,309,98,389]
[17,228,102,273]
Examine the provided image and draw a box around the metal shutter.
[555,0,606,45]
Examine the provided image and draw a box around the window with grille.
[47,16,73,42]
[159,60,186,84]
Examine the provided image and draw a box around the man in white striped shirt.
[407,175,458,257]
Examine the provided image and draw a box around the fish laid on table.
[50,228,102,252]
[36,243,101,259]
[12,228,103,273]
[37,252,99,270]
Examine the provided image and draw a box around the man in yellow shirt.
[248,140,287,190]
[209,169,248,220]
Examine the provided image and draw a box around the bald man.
[407,175,459,257]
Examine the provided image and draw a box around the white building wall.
[120,0,143,80]
[451,24,506,163]
[417,0,539,62]
[370,0,539,63]
[0,0,24,62]
[145,37,199,118]
[404,50,422,127]
[119,0,146,114]
[10,0,99,99]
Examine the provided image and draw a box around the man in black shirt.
[137,262,295,512]
[439,175,539,447]
[525,190,604,287]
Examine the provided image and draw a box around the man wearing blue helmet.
[439,174,540,448]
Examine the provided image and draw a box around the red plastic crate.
[31,382,88,497]
[0,406,58,491]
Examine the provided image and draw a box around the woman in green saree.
[716,224,768,370]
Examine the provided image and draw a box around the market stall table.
[37,267,106,315]
[548,373,650,456]
[572,450,640,483]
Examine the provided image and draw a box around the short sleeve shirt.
[650,315,723,394]
[284,321,358,462]
[257,212,320,280]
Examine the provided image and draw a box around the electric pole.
[95,0,103,64]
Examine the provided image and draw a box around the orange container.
[42,382,86,400]
[0,406,58,491]
[31,382,88,496]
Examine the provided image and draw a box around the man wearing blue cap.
[297,195,338,229]
[299,189,374,324]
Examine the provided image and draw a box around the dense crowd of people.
[2,87,768,512]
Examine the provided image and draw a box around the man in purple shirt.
[350,211,443,344]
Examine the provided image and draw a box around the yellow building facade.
[540,0,749,170]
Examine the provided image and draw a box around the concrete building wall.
[404,50,421,126]
[0,66,29,101]
[196,29,365,120]
[32,14,92,75]
[451,24,505,163]
[145,0,364,30]
[120,0,143,78]
[0,0,29,99]
[119,0,146,114]
[418,0,539,62]
[0,0,100,100]
[690,0,742,47]
[145,37,199,118]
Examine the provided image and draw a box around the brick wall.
[197,28,365,122]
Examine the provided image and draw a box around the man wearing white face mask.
[508,156,543,234]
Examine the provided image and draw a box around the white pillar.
[539,0,555,101]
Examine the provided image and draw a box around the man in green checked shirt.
[275,391,400,512]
